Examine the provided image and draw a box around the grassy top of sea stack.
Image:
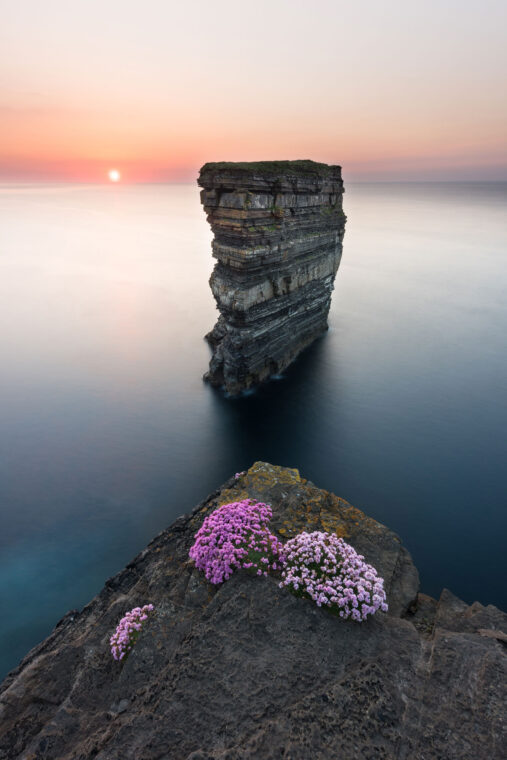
[199,159,341,180]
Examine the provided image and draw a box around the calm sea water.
[1,181,506,680]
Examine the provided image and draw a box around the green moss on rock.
[199,160,341,179]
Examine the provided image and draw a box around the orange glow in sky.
[1,1,506,182]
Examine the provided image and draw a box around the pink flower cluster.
[110,604,155,661]
[280,531,388,621]
[189,499,285,584]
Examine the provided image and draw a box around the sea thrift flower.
[234,471,246,479]
[280,532,388,621]
[110,604,155,661]
[189,499,285,584]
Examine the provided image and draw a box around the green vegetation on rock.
[199,160,341,178]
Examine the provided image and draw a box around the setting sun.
[108,169,121,182]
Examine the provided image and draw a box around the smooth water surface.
[1,181,506,679]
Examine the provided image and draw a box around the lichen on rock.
[198,160,346,394]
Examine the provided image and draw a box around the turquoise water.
[1,181,506,680]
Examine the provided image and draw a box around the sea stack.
[198,160,346,394]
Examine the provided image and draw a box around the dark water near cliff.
[1,181,506,679]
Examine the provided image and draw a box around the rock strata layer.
[198,161,346,394]
[1,462,506,760]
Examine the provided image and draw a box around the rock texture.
[1,462,506,760]
[198,161,346,394]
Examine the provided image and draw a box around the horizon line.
[1,178,507,186]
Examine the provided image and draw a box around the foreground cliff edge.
[199,161,346,395]
[1,463,505,760]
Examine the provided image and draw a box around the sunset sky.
[1,0,506,182]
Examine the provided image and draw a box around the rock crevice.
[198,160,346,394]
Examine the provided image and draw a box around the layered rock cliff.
[198,161,346,394]
[1,463,505,760]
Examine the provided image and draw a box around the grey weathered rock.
[198,161,346,394]
[0,462,505,759]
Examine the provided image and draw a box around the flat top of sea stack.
[199,159,341,180]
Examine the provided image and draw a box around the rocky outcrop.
[198,161,346,394]
[1,463,505,759]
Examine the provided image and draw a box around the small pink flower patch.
[189,500,285,584]
[280,532,388,621]
[110,604,155,661]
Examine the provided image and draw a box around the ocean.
[0,180,506,680]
